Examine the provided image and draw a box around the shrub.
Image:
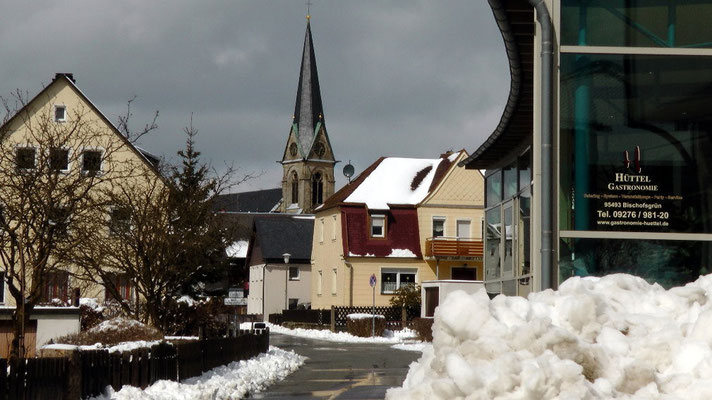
[162,296,233,337]
[79,304,104,331]
[346,314,386,337]
[389,284,421,319]
[55,317,163,346]
[413,317,434,342]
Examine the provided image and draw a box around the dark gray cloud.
[0,0,508,191]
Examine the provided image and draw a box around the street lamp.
[283,253,291,311]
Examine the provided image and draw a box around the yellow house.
[310,150,484,309]
[0,73,161,355]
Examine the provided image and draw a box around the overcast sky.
[0,1,509,192]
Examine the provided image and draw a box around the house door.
[456,220,471,239]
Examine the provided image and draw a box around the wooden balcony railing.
[424,237,483,258]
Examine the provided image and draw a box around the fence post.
[330,306,335,332]
[66,350,82,400]
[402,307,407,324]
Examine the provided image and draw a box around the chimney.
[55,73,76,83]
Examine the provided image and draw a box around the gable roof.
[253,215,314,262]
[0,74,162,175]
[213,188,282,213]
[317,151,464,212]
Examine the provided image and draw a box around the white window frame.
[317,270,323,296]
[108,205,131,236]
[457,219,472,239]
[319,218,324,243]
[432,216,446,238]
[332,215,337,241]
[54,104,67,123]
[49,147,72,173]
[80,147,104,175]
[380,268,417,294]
[288,266,300,281]
[370,214,386,238]
[331,268,337,295]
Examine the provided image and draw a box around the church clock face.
[289,143,298,157]
[314,142,325,157]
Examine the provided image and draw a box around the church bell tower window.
[312,172,323,206]
[291,171,299,204]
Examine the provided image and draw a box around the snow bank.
[261,323,420,346]
[93,318,147,333]
[91,346,304,400]
[387,273,712,399]
[347,313,385,320]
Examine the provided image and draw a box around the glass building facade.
[558,0,712,287]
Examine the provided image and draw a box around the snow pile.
[80,297,104,312]
[93,317,147,333]
[388,248,417,258]
[261,323,420,345]
[91,346,304,399]
[345,157,443,210]
[387,273,712,399]
[347,313,385,320]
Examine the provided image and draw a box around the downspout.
[344,260,354,306]
[528,0,554,290]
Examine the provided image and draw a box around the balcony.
[424,237,483,260]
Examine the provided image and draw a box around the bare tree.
[72,120,253,331]
[0,94,147,363]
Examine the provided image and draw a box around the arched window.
[312,172,323,206]
[291,171,299,204]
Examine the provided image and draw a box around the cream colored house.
[310,150,484,309]
[0,73,162,355]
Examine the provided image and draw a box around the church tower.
[280,17,336,214]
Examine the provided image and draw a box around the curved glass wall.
[562,0,712,48]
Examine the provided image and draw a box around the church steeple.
[280,18,336,214]
[293,20,325,158]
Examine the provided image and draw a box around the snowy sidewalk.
[89,346,305,400]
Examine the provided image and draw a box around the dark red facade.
[340,205,422,258]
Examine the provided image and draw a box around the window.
[331,268,337,295]
[370,214,385,238]
[432,217,445,238]
[15,147,36,170]
[457,220,471,239]
[109,207,131,235]
[332,215,337,241]
[381,268,416,294]
[54,105,66,122]
[290,171,299,204]
[48,206,70,236]
[105,273,132,302]
[319,218,324,243]
[0,272,5,303]
[82,150,102,174]
[317,270,323,295]
[49,148,70,172]
[42,271,69,303]
[312,172,323,206]
[288,266,300,281]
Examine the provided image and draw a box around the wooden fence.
[0,329,269,400]
[330,306,418,331]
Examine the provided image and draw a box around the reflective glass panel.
[560,54,712,233]
[486,171,502,207]
[562,0,712,48]
[485,207,501,281]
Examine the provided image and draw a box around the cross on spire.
[306,0,312,20]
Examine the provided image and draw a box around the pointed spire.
[293,19,325,158]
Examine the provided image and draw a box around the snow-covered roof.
[344,157,443,210]
[226,240,249,258]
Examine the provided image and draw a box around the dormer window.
[370,214,386,238]
[54,105,66,122]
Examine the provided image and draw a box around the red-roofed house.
[310,150,485,308]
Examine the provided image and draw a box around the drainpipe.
[528,0,554,290]
[344,260,354,306]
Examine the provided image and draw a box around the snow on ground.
[93,317,147,333]
[387,273,712,399]
[90,346,305,400]
[255,322,423,351]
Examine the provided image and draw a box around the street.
[251,333,421,399]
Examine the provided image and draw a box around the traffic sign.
[369,274,377,288]
[224,298,247,306]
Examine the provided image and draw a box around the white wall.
[36,316,80,348]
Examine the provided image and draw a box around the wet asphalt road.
[250,333,421,400]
